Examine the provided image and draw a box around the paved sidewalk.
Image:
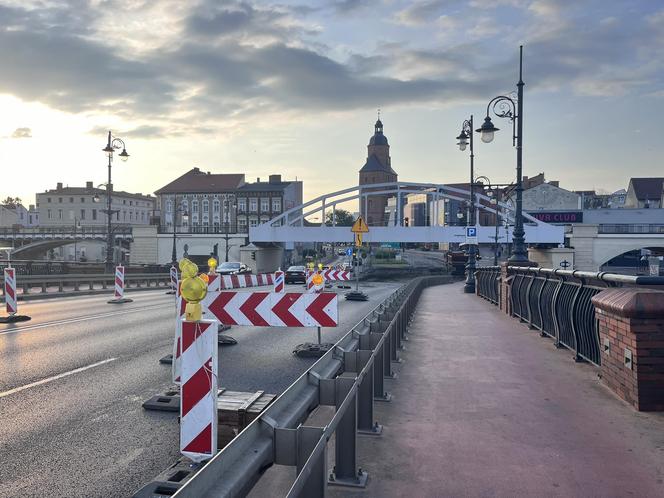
[330,282,664,498]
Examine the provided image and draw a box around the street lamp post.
[223,199,238,262]
[171,195,189,265]
[476,45,529,263]
[101,131,129,273]
[456,115,476,293]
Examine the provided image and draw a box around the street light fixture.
[171,195,189,265]
[101,131,129,272]
[456,115,476,293]
[476,45,529,263]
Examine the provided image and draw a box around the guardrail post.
[371,333,391,402]
[58,280,64,292]
[296,426,326,497]
[356,350,382,436]
[328,376,368,488]
[389,323,401,363]
[383,330,396,379]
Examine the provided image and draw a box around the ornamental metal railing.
[156,224,249,235]
[170,275,447,498]
[476,267,664,366]
[475,266,500,304]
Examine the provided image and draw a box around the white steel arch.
[250,181,564,244]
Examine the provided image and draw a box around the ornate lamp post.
[456,115,477,293]
[476,45,529,263]
[171,196,189,265]
[101,131,129,272]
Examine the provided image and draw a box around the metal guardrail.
[0,226,133,237]
[170,275,446,498]
[0,273,170,296]
[0,261,172,275]
[475,266,500,304]
[476,267,664,366]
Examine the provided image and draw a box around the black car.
[285,265,307,284]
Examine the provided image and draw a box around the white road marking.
[0,358,118,399]
[0,303,170,336]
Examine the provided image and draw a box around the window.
[59,198,63,203]
[272,198,281,212]
[249,198,258,212]
[47,197,52,203]
[192,200,199,213]
[58,209,63,219]
[238,198,246,212]
[260,198,269,212]
[80,209,85,220]
[260,215,269,223]
[47,209,52,219]
[70,197,74,203]
[123,200,126,205]
[238,218,247,228]
[166,200,173,213]
[130,201,133,206]
[213,199,220,213]
[181,199,188,214]
[249,218,258,227]
[81,197,85,203]
[202,199,209,214]
[92,209,97,221]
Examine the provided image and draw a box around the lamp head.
[476,116,499,143]
[118,148,129,162]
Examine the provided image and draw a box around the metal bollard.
[328,376,368,488]
[356,350,382,435]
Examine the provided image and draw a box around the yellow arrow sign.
[355,233,363,247]
[351,216,369,233]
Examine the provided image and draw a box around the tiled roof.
[237,181,296,192]
[629,178,664,200]
[360,154,397,175]
[155,167,246,194]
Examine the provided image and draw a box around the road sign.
[465,226,478,244]
[355,233,363,247]
[351,216,369,233]
[322,269,351,281]
[206,291,338,327]
[345,247,353,256]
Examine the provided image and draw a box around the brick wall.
[592,289,664,411]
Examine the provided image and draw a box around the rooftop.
[628,177,664,200]
[155,167,246,194]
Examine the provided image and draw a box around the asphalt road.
[0,280,399,498]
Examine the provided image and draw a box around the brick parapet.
[592,288,664,411]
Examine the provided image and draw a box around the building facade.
[359,119,398,226]
[36,182,155,228]
[624,178,664,209]
[154,168,303,233]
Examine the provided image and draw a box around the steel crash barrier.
[0,272,171,297]
[166,275,447,498]
[475,266,664,366]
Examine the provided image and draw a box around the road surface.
[0,280,399,497]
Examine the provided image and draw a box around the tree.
[325,209,354,227]
[1,197,22,208]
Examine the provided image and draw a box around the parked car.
[337,248,346,256]
[216,262,251,275]
[285,265,307,284]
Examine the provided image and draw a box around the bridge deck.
[329,282,664,497]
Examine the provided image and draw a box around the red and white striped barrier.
[167,266,178,294]
[306,270,315,292]
[4,267,17,316]
[180,319,218,462]
[108,265,133,303]
[1,267,30,323]
[206,291,338,327]
[322,269,352,281]
[274,271,284,293]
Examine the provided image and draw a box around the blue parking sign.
[466,227,477,237]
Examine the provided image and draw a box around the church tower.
[359,117,398,226]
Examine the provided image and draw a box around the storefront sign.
[529,211,583,223]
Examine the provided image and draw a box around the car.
[337,248,346,256]
[216,262,251,275]
[342,263,353,272]
[285,265,307,284]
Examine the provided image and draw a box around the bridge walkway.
[329,282,664,498]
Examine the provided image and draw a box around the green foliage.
[325,209,354,227]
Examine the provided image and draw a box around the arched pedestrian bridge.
[250,182,565,244]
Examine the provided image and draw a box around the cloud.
[11,127,32,138]
[395,0,460,26]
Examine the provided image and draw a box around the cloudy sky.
[0,0,662,207]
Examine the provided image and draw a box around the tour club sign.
[529,211,583,223]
